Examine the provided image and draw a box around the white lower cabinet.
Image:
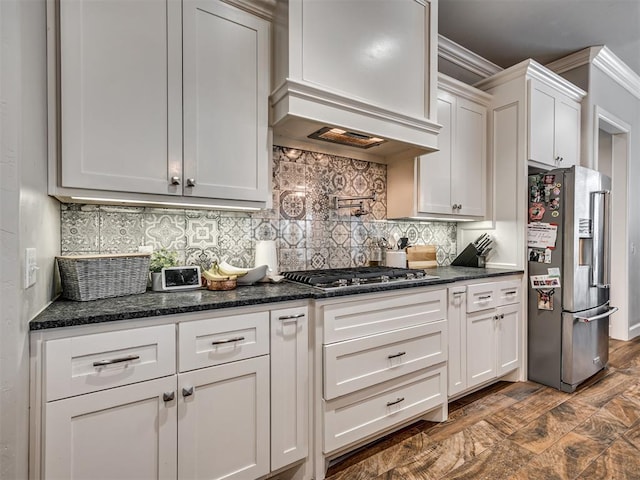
[447,276,523,397]
[44,376,178,480]
[33,305,310,480]
[270,307,309,471]
[315,288,448,478]
[178,356,270,480]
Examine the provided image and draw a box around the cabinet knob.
[162,391,175,402]
[170,176,181,186]
[186,178,196,187]
[458,204,463,210]
[182,386,194,397]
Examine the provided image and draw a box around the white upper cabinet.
[271,0,440,158]
[528,79,581,168]
[50,0,273,208]
[387,74,490,220]
[58,0,182,196]
[183,0,269,202]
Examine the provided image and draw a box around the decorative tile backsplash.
[60,146,458,271]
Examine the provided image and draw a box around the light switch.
[25,248,38,288]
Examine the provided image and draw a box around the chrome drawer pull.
[93,354,140,367]
[452,291,464,297]
[388,351,407,359]
[504,291,517,295]
[279,313,305,321]
[211,336,245,345]
[386,397,405,407]
[478,295,492,300]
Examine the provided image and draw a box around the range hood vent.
[307,127,387,149]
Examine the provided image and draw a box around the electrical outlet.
[25,248,38,288]
[138,245,154,254]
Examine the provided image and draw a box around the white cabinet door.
[453,98,486,217]
[466,309,497,389]
[59,0,182,195]
[178,356,269,480]
[528,79,581,168]
[44,376,177,480]
[496,303,520,376]
[528,80,557,167]
[554,95,581,167]
[447,287,467,397]
[183,0,269,202]
[418,93,454,215]
[270,306,309,470]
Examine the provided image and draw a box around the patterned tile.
[185,213,219,249]
[330,222,351,247]
[144,211,187,250]
[351,221,370,247]
[185,247,219,270]
[252,218,279,241]
[307,248,329,270]
[328,247,352,269]
[279,248,306,272]
[99,210,144,253]
[280,190,306,220]
[306,220,332,249]
[218,216,252,251]
[351,247,369,267]
[60,206,100,253]
[277,161,306,191]
[279,220,306,248]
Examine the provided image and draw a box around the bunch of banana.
[202,263,237,282]
[218,261,250,277]
[202,262,250,282]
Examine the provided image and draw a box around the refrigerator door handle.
[576,306,619,323]
[591,190,611,288]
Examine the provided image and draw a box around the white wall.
[0,0,60,477]
[584,66,640,339]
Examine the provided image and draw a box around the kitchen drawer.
[45,324,176,402]
[324,321,447,399]
[495,279,521,306]
[467,283,498,313]
[323,364,446,453]
[322,289,446,344]
[178,311,269,372]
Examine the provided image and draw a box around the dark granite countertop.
[30,266,523,331]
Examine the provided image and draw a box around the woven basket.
[57,254,151,301]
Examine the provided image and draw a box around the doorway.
[594,107,630,340]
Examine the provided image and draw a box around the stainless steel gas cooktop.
[282,266,439,291]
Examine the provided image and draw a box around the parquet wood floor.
[325,337,640,480]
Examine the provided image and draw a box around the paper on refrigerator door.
[527,223,558,249]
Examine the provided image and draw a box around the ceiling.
[438,0,640,76]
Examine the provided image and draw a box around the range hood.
[270,0,441,161]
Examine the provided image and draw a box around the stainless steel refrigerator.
[527,165,617,392]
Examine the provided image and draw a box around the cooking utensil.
[398,237,409,250]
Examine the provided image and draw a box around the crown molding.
[474,58,586,101]
[547,46,640,101]
[438,35,503,79]
[438,73,492,106]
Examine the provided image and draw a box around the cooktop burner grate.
[282,266,438,290]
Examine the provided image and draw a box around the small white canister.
[385,250,407,268]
